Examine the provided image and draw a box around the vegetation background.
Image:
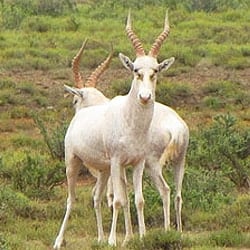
[0,0,249,249]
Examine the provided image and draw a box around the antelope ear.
[158,57,175,72]
[119,53,134,71]
[64,85,83,98]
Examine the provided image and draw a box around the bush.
[0,185,31,219]
[0,152,65,199]
[32,113,68,161]
[156,81,192,107]
[209,228,245,247]
[127,229,182,250]
[109,79,131,96]
[216,194,250,232]
[188,113,250,190]
[0,233,9,250]
[183,167,234,212]
[202,96,225,110]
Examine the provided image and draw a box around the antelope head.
[65,39,112,112]
[119,11,175,105]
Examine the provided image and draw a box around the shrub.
[127,229,182,250]
[0,78,16,89]
[32,113,68,161]
[0,152,65,199]
[209,228,245,247]
[109,79,131,96]
[0,185,31,219]
[21,16,51,33]
[0,233,9,250]
[183,167,233,212]
[216,194,250,232]
[188,113,250,190]
[10,106,31,119]
[202,96,225,110]
[156,81,192,107]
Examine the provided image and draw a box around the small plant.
[127,229,182,250]
[202,96,225,109]
[0,233,9,250]
[156,81,192,106]
[32,113,68,161]
[0,185,31,219]
[109,79,131,96]
[209,228,245,247]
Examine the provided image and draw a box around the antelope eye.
[73,99,78,105]
[137,73,143,79]
[150,74,156,80]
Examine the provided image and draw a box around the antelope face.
[64,85,107,112]
[119,53,175,105]
[133,56,158,104]
[122,10,175,104]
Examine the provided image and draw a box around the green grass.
[0,5,249,71]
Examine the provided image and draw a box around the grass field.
[0,1,249,249]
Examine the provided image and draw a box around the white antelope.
[67,12,189,233]
[64,38,111,111]
[54,11,175,249]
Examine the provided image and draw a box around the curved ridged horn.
[85,44,113,88]
[72,39,88,88]
[126,11,145,57]
[148,10,170,57]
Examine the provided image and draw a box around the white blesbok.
[64,38,111,111]
[68,12,189,233]
[54,12,175,249]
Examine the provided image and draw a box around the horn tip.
[81,38,88,50]
[126,10,131,28]
[165,9,169,27]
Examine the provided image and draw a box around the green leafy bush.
[109,79,131,96]
[32,113,68,161]
[0,152,65,199]
[156,81,192,107]
[0,185,31,219]
[183,167,234,212]
[127,229,182,250]
[216,194,250,232]
[0,233,9,250]
[188,113,250,190]
[202,96,225,110]
[209,228,245,247]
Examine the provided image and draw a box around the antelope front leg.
[108,161,132,246]
[133,160,146,238]
[54,156,81,249]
